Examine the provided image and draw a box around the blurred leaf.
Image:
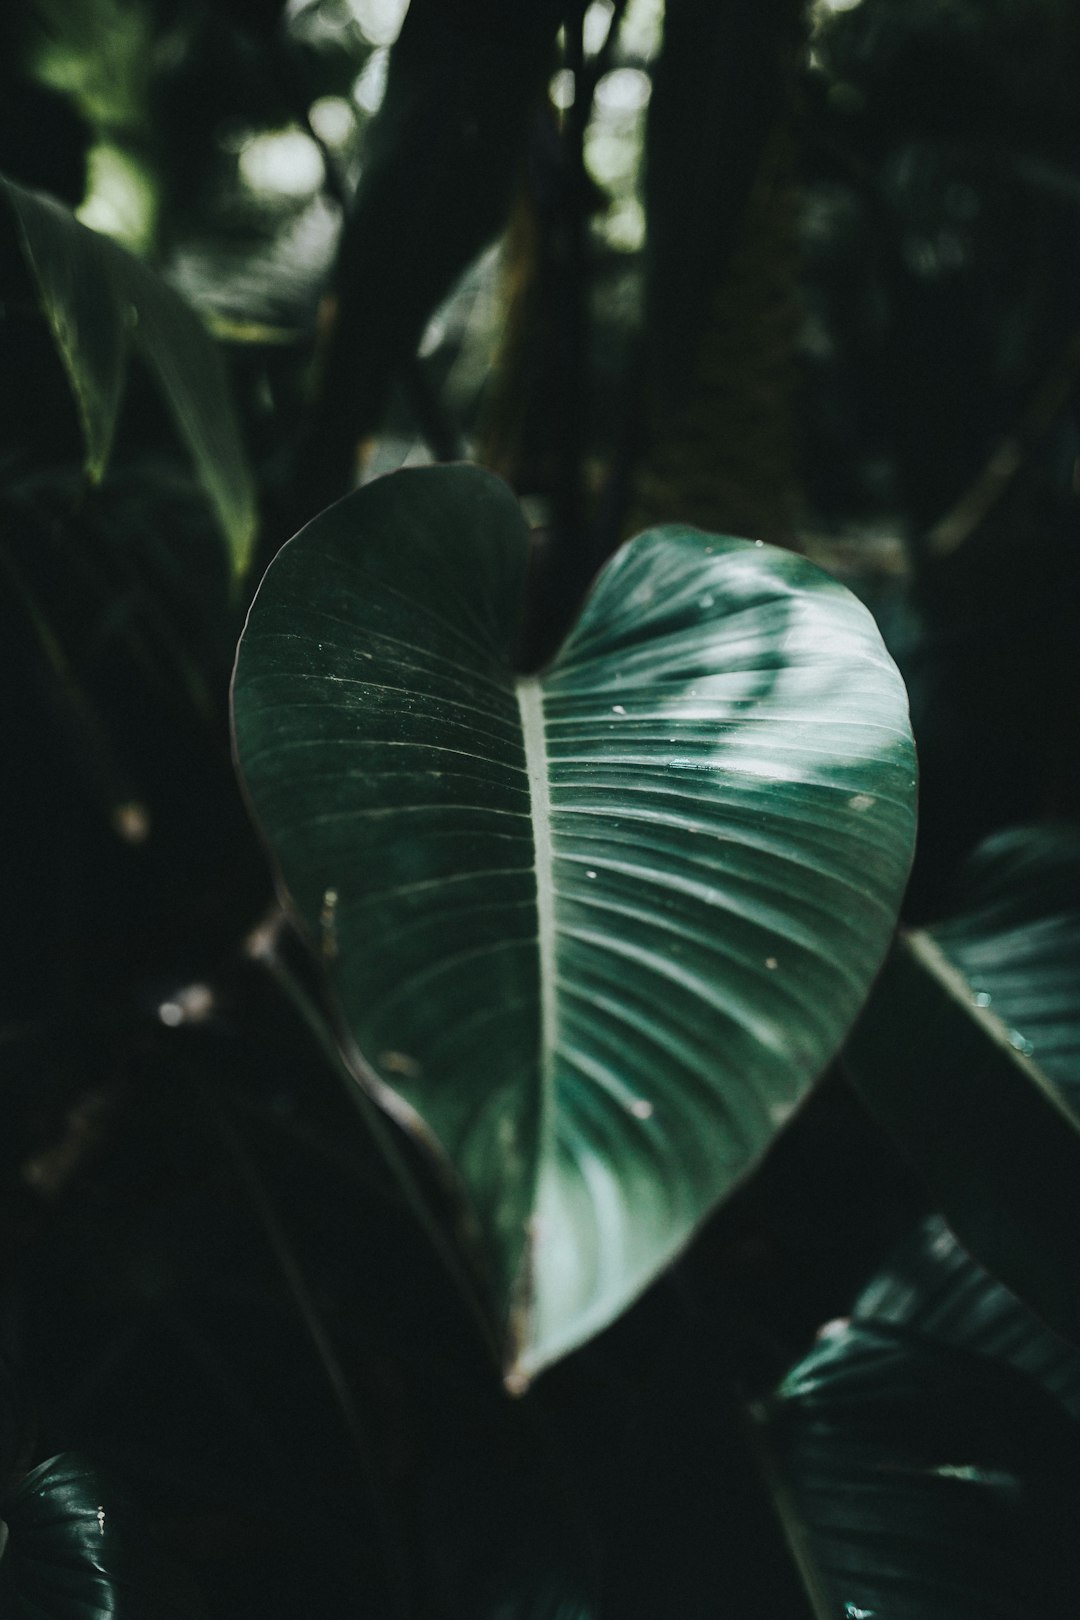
[0,1453,203,1618]
[232,463,916,1380]
[855,1214,1080,1418]
[0,173,258,577]
[847,824,1080,1348]
[762,1319,1080,1619]
[294,0,562,511]
[3,176,126,478]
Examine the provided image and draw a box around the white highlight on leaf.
[516,677,557,1159]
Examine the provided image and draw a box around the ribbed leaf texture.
[233,464,917,1378]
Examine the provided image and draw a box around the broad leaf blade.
[0,174,257,577]
[128,262,258,578]
[847,825,1080,1348]
[855,1214,1080,1418]
[232,464,917,1377]
[932,825,1080,1090]
[0,1453,201,1618]
[763,1321,1080,1620]
[4,177,128,479]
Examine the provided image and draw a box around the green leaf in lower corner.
[0,1453,202,1618]
[846,824,1080,1349]
[761,1320,1080,1620]
[231,464,917,1380]
[0,173,257,578]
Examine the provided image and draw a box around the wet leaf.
[0,1453,202,1618]
[763,1319,1080,1620]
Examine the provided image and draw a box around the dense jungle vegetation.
[1,0,1079,1614]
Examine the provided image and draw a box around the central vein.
[515,676,557,1106]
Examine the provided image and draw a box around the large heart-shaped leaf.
[0,1453,201,1617]
[232,464,917,1379]
[847,824,1080,1349]
[1,173,257,577]
[760,1320,1080,1620]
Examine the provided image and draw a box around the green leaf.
[931,825,1080,1090]
[232,464,917,1380]
[0,1453,202,1617]
[855,1214,1080,1418]
[761,1320,1080,1620]
[0,173,257,577]
[847,824,1080,1349]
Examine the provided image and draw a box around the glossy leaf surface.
[232,464,917,1378]
[0,1453,200,1617]
[931,824,1080,1092]
[764,1320,1080,1620]
[856,1214,1080,1418]
[848,825,1080,1348]
[1,174,257,576]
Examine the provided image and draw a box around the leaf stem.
[253,925,501,1364]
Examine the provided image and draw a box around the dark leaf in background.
[847,824,1080,1349]
[855,1213,1080,1419]
[0,173,257,576]
[0,1453,203,1618]
[764,1320,1080,1620]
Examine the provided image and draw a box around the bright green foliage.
[0,1453,201,1617]
[764,1319,1080,1619]
[848,825,1080,1349]
[1,174,257,576]
[232,463,917,1379]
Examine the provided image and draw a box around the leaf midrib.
[516,676,557,1226]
